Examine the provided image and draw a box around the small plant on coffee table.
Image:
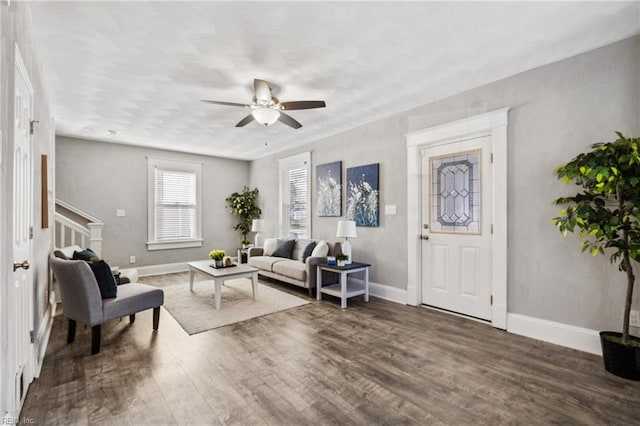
[336,253,349,266]
[209,250,226,268]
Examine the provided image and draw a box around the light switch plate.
[116,209,126,217]
[385,204,397,215]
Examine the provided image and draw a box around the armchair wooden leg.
[67,319,76,344]
[91,325,101,355]
[308,287,313,298]
[129,314,135,323]
[153,307,160,330]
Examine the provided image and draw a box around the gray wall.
[56,137,250,268]
[250,36,640,332]
[1,1,55,414]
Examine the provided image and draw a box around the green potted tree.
[225,186,262,245]
[553,132,640,380]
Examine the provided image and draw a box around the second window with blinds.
[147,158,203,250]
[278,152,311,239]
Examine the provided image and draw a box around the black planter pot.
[599,331,640,381]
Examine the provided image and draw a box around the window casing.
[279,152,311,239]
[147,158,202,250]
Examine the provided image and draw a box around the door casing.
[405,108,509,329]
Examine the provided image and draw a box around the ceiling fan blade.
[201,100,250,108]
[278,112,302,129]
[254,79,272,104]
[279,100,326,111]
[235,114,255,127]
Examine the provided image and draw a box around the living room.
[1,1,640,424]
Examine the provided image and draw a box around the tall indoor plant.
[553,132,640,380]
[225,186,261,244]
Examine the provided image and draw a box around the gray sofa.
[248,239,342,297]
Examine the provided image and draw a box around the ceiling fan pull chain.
[264,126,268,146]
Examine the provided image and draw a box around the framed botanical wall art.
[346,163,379,227]
[316,161,342,217]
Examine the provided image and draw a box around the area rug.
[143,277,310,335]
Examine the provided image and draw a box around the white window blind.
[147,158,202,250]
[279,152,311,239]
[155,169,196,240]
[287,166,308,238]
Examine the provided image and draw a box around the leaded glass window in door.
[430,150,481,234]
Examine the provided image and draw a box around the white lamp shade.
[336,220,357,238]
[251,108,280,126]
[252,219,265,232]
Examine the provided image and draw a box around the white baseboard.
[34,296,56,377]
[137,262,189,277]
[507,313,602,355]
[348,277,407,305]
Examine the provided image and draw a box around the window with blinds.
[147,158,202,250]
[279,152,311,239]
[155,170,196,240]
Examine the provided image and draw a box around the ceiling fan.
[201,79,326,129]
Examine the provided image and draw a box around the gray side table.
[316,262,370,308]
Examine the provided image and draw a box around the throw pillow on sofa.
[263,238,278,256]
[272,239,296,258]
[302,241,317,263]
[311,240,329,257]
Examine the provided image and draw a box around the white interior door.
[421,136,492,320]
[9,48,34,415]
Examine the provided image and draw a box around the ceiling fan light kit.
[202,79,326,129]
[251,108,280,126]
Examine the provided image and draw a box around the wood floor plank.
[20,272,640,425]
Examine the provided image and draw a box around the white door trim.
[405,108,509,329]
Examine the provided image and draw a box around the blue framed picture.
[316,161,342,217]
[346,163,379,227]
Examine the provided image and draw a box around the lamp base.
[255,233,263,248]
[342,240,352,264]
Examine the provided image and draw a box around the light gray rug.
[145,277,310,335]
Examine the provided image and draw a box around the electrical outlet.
[129,255,136,264]
[631,310,640,328]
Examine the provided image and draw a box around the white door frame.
[405,108,509,329]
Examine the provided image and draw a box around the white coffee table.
[187,260,259,310]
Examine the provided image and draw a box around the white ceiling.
[27,1,640,160]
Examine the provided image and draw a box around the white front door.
[421,136,492,320]
[9,48,35,415]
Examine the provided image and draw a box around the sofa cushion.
[272,260,307,282]
[292,239,314,261]
[311,240,329,257]
[272,239,296,258]
[248,256,286,272]
[263,238,278,256]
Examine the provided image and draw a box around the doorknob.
[420,235,429,240]
[13,260,30,272]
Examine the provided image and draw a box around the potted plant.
[241,239,252,249]
[553,132,640,380]
[336,253,349,267]
[225,186,262,245]
[209,249,226,268]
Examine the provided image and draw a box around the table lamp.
[336,220,357,264]
[252,219,265,247]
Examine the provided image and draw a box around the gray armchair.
[50,255,164,354]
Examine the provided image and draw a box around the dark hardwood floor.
[22,272,640,425]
